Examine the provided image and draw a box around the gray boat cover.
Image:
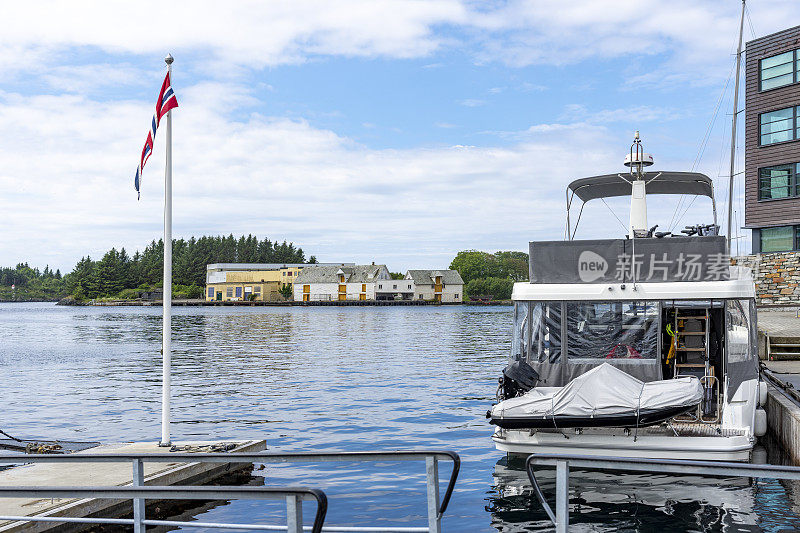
[490,363,702,422]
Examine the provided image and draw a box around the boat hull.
[493,427,754,462]
[489,404,696,429]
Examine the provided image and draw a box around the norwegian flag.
[134,72,178,199]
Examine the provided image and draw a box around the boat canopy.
[568,171,714,203]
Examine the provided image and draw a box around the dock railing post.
[132,458,145,533]
[555,459,569,533]
[426,455,441,533]
[286,494,303,533]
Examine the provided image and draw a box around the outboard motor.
[498,358,539,400]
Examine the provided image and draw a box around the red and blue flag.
[134,72,178,199]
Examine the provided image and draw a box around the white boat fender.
[751,445,768,465]
[758,380,768,407]
[755,408,767,438]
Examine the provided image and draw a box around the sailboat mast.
[727,0,746,254]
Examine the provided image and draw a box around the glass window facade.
[760,226,796,252]
[761,50,796,90]
[758,164,797,199]
[760,106,796,145]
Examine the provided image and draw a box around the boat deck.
[534,422,747,438]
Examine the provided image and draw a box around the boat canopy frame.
[565,171,718,240]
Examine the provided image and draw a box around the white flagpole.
[160,53,174,447]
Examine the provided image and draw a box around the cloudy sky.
[3,0,799,273]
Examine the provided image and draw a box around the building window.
[761,50,796,91]
[393,284,397,289]
[759,164,797,199]
[455,293,459,299]
[760,106,796,145]
[419,294,424,300]
[226,287,233,298]
[408,284,412,289]
[761,225,796,252]
[207,287,214,297]
[288,271,293,276]
[235,287,242,298]
[254,286,261,293]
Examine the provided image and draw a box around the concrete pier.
[0,439,265,532]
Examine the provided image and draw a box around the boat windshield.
[512,300,660,385]
[511,298,758,392]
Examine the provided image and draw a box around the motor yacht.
[489,134,764,461]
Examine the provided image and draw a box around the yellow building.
[205,263,352,302]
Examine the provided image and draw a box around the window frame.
[759,106,798,146]
[759,224,799,253]
[758,163,798,200]
[760,49,797,92]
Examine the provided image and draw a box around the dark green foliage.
[0,262,65,301]
[450,250,528,300]
[279,284,293,299]
[389,272,405,280]
[0,234,308,301]
[464,277,514,300]
[449,250,529,283]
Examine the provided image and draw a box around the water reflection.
[488,434,800,532]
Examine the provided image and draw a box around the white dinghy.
[488,363,703,429]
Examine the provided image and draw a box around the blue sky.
[2,0,799,273]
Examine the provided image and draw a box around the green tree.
[279,284,293,299]
[494,251,529,281]
[449,250,497,284]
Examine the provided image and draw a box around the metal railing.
[0,449,459,533]
[0,486,326,533]
[525,453,800,533]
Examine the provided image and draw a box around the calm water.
[1,302,799,532]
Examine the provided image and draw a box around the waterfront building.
[293,264,391,302]
[734,24,800,305]
[745,25,800,252]
[205,263,351,302]
[375,278,415,301]
[405,270,464,302]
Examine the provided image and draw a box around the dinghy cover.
[489,363,702,428]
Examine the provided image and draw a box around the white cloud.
[561,104,683,124]
[458,98,485,107]
[468,0,800,84]
[4,1,798,81]
[0,1,765,271]
[0,81,637,271]
[1,1,467,70]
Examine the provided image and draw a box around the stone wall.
[732,251,800,306]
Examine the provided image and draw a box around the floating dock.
[0,439,265,532]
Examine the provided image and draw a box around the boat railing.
[0,449,460,533]
[525,453,800,533]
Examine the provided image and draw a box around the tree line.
[449,250,529,300]
[0,234,312,301]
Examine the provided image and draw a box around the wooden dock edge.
[0,439,266,533]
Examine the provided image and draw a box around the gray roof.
[568,172,714,203]
[207,262,353,271]
[406,269,464,285]
[294,265,389,284]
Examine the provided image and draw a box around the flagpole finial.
[165,53,174,65]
